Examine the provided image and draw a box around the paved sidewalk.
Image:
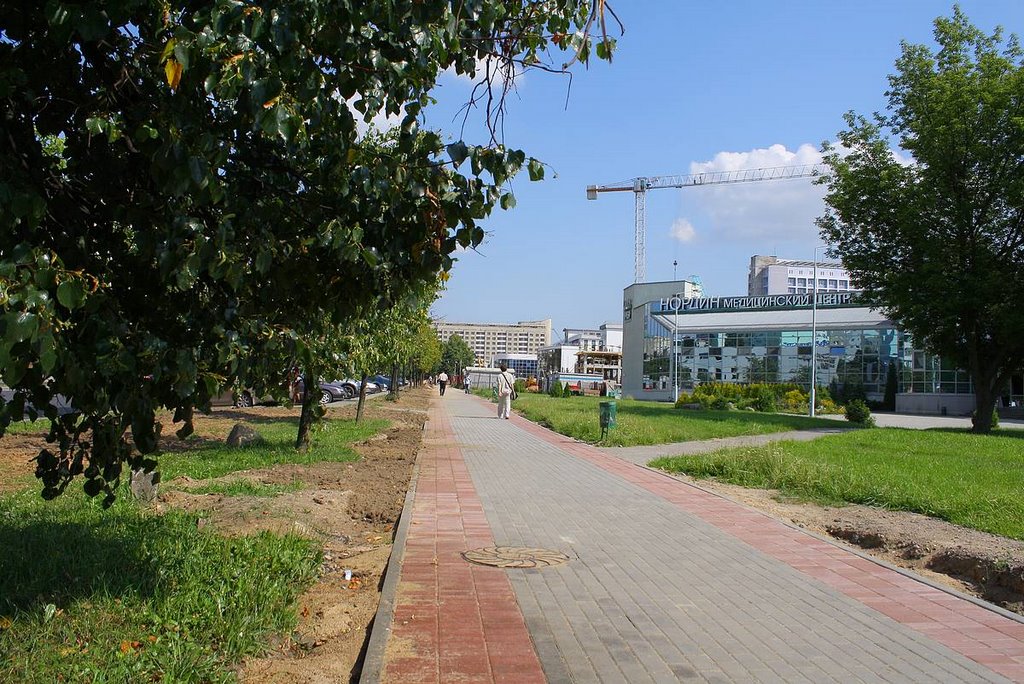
[598,428,848,466]
[371,392,1024,683]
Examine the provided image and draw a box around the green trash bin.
[599,400,617,434]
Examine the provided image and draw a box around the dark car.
[368,375,392,391]
[295,378,350,405]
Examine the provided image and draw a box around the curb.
[357,421,425,683]
[629,456,1024,626]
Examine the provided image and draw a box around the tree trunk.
[972,384,996,433]
[356,371,368,423]
[295,366,318,450]
[390,362,399,399]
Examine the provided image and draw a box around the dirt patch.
[686,477,1024,615]
[0,389,431,682]
[0,432,45,494]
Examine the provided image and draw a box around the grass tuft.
[512,393,844,445]
[651,427,1024,539]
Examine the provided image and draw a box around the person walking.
[437,370,448,396]
[494,363,516,419]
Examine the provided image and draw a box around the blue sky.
[425,1,1023,340]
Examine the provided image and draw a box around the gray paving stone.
[440,393,1013,684]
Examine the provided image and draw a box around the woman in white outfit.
[495,363,516,419]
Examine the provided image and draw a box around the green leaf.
[83,478,104,497]
[447,141,469,167]
[6,311,39,343]
[500,193,516,210]
[56,279,86,309]
[86,117,105,135]
[528,159,545,181]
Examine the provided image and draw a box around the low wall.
[896,393,975,417]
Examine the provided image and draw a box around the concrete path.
[598,428,849,466]
[367,392,1024,683]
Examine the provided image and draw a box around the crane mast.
[587,164,827,283]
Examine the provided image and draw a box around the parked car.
[335,378,383,398]
[368,374,393,391]
[295,378,350,405]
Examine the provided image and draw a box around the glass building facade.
[640,303,974,397]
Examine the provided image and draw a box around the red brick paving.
[515,417,1024,682]
[381,400,545,684]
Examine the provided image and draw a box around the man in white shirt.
[494,363,516,419]
[437,371,448,396]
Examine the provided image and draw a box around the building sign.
[653,291,859,315]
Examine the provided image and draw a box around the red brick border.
[516,418,1024,682]
[382,399,545,684]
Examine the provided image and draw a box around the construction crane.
[586,164,827,283]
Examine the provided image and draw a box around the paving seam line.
[618,450,1024,627]
[357,418,426,684]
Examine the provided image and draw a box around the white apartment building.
[748,255,861,296]
[434,319,552,366]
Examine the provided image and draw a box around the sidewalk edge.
[357,420,425,683]
[632,458,1024,626]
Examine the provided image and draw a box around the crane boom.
[586,164,827,283]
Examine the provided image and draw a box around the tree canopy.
[0,1,617,502]
[440,333,475,375]
[817,8,1024,433]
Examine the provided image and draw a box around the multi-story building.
[538,322,623,383]
[490,353,539,380]
[434,319,552,367]
[748,255,861,296]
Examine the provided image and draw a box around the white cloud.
[681,143,827,243]
[669,218,697,243]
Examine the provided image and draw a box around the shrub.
[781,389,808,412]
[674,392,696,408]
[710,396,732,411]
[548,380,563,398]
[753,387,777,413]
[845,399,875,426]
[514,378,526,394]
[562,381,573,398]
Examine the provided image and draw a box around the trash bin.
[599,400,617,432]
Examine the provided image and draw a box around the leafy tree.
[0,1,618,502]
[818,8,1024,433]
[439,334,475,377]
[410,322,442,381]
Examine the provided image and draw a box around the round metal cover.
[462,546,570,569]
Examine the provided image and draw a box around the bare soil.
[3,395,1022,683]
[0,388,431,683]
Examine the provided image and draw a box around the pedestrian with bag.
[494,363,517,419]
[437,370,448,396]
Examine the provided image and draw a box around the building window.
[787,277,796,286]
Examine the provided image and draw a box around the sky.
[424,1,1024,340]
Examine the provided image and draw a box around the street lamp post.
[809,245,826,417]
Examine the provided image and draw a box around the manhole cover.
[462,546,570,569]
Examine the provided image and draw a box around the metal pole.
[671,314,678,403]
[810,248,819,417]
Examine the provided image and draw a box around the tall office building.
[434,319,552,366]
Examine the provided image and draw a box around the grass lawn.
[0,413,385,682]
[511,393,844,446]
[651,428,1024,540]
[159,416,386,480]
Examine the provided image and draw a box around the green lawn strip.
[159,417,388,481]
[651,428,1024,540]
[4,418,52,435]
[0,488,320,682]
[179,480,306,497]
[512,393,844,446]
